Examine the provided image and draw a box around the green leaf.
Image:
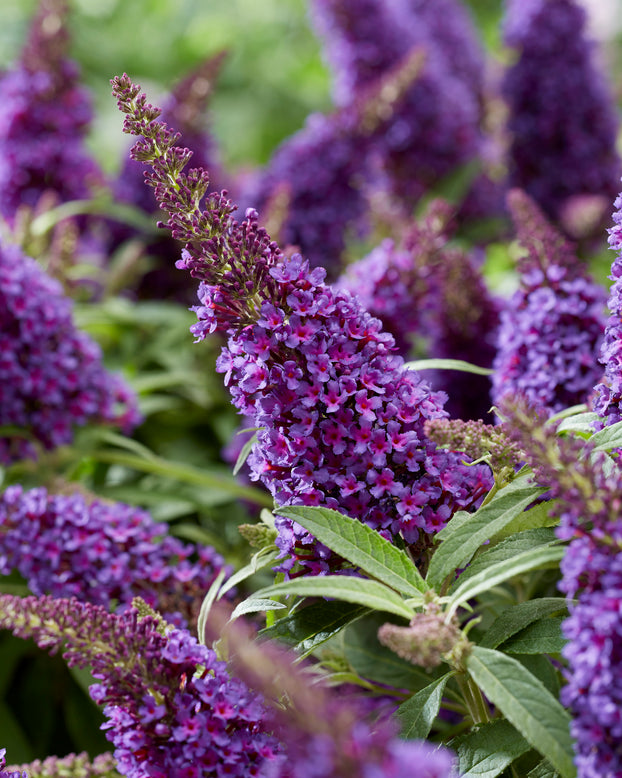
[453,719,531,778]
[259,600,367,658]
[0,701,33,761]
[276,505,427,596]
[426,477,546,590]
[555,410,599,436]
[446,545,565,620]
[450,529,557,591]
[516,655,561,698]
[230,598,286,621]
[253,576,415,620]
[527,759,560,778]
[466,646,576,778]
[233,430,259,476]
[501,617,567,655]
[343,614,443,691]
[494,500,560,540]
[590,419,622,451]
[404,358,494,376]
[396,672,455,739]
[480,598,569,649]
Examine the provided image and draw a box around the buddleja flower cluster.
[508,402,622,777]
[593,192,622,425]
[491,190,605,416]
[0,239,140,464]
[310,0,485,208]
[502,0,621,233]
[6,752,120,778]
[0,595,279,777]
[337,201,499,420]
[112,74,493,573]
[0,485,227,626]
[0,0,102,221]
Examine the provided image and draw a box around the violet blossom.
[491,190,606,416]
[0,238,140,464]
[0,0,103,222]
[111,74,493,574]
[508,400,622,777]
[501,0,621,234]
[0,485,227,627]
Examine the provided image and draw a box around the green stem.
[456,672,490,726]
[90,450,274,507]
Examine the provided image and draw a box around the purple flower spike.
[0,485,228,627]
[0,0,103,221]
[0,595,280,777]
[112,74,493,574]
[492,190,606,416]
[0,239,140,464]
[502,0,621,235]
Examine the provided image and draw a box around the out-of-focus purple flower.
[205,607,458,778]
[507,400,622,778]
[112,75,493,574]
[336,202,499,420]
[0,595,280,777]
[502,0,621,233]
[0,239,140,464]
[0,0,103,222]
[310,0,486,210]
[592,191,622,426]
[492,190,606,416]
[244,47,425,277]
[0,485,227,627]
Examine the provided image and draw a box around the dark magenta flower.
[0,0,103,221]
[0,238,140,464]
[502,0,621,234]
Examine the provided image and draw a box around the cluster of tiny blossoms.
[6,752,120,778]
[0,595,279,777]
[593,191,622,425]
[491,190,605,416]
[0,0,102,221]
[112,75,493,572]
[336,202,499,420]
[310,0,485,209]
[0,485,227,627]
[0,239,140,464]
[502,0,621,231]
[507,401,622,777]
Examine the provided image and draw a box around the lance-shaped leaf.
[426,477,547,590]
[500,617,566,655]
[252,576,415,620]
[480,598,568,650]
[453,719,531,778]
[276,505,427,595]
[446,545,565,619]
[396,672,455,739]
[259,600,367,658]
[466,647,576,778]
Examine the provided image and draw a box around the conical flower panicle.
[0,595,280,777]
[502,0,621,234]
[506,400,622,778]
[112,74,493,574]
[7,752,120,778]
[0,0,103,221]
[0,485,227,627]
[0,239,140,464]
[492,191,606,416]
